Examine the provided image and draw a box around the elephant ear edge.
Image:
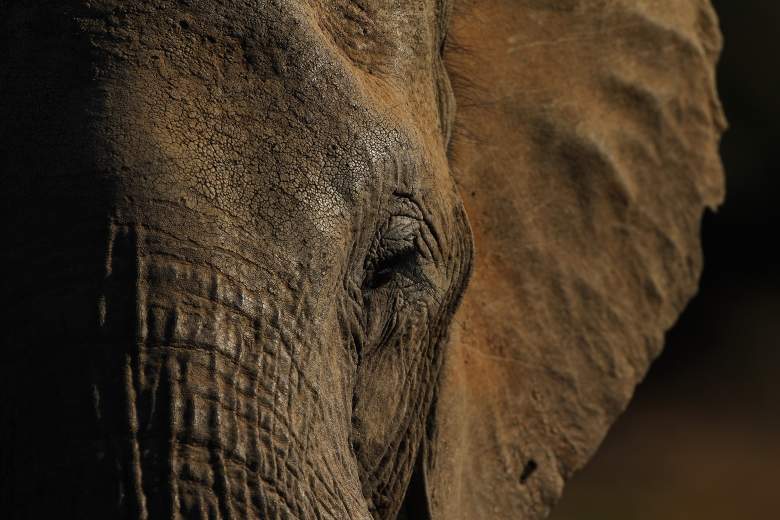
[426,1,725,518]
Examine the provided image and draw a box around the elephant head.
[0,1,724,519]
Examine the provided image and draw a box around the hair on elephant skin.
[0,1,724,519]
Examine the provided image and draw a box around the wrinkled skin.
[0,1,471,519]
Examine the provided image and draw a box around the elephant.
[0,0,724,519]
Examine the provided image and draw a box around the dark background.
[552,2,779,519]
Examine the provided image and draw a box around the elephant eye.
[363,214,432,291]
[365,239,418,289]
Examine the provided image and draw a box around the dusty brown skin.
[0,0,723,519]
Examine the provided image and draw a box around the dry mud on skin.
[0,1,723,519]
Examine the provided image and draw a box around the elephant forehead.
[3,0,446,250]
[102,69,415,244]
[76,3,433,244]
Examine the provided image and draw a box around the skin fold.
[0,1,471,519]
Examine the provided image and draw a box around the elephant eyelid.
[363,213,438,291]
[364,242,418,289]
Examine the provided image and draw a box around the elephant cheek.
[350,307,441,518]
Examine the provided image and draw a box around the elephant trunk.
[0,219,369,519]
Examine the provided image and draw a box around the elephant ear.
[424,0,725,518]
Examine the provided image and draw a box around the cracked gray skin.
[0,1,471,518]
